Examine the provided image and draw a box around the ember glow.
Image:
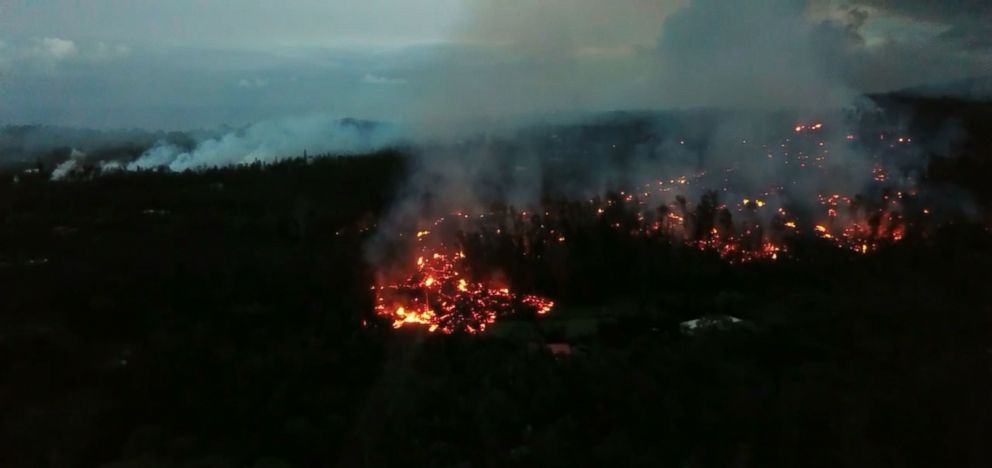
[371,121,933,330]
[374,234,554,334]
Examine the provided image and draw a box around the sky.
[0,0,989,130]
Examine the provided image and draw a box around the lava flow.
[373,235,554,334]
[369,121,933,330]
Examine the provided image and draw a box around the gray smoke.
[364,0,967,268]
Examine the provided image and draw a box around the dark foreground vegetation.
[1,149,990,468]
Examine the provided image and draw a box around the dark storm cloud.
[851,0,992,49]
[851,0,992,26]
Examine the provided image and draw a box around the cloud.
[850,0,992,51]
[398,0,866,135]
[844,35,992,93]
[413,0,989,117]
[0,37,130,69]
[653,0,860,109]
[0,41,9,72]
[237,77,269,89]
[2,1,990,130]
[850,0,992,25]
[33,37,78,61]
[93,42,131,60]
[451,0,685,53]
[4,0,465,49]
[363,73,407,85]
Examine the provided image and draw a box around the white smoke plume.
[50,148,87,180]
[127,114,404,171]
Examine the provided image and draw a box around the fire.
[374,241,555,334]
[522,295,554,315]
[872,165,887,183]
[369,121,925,331]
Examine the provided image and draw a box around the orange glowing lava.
[374,240,554,334]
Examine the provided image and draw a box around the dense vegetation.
[1,147,990,467]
